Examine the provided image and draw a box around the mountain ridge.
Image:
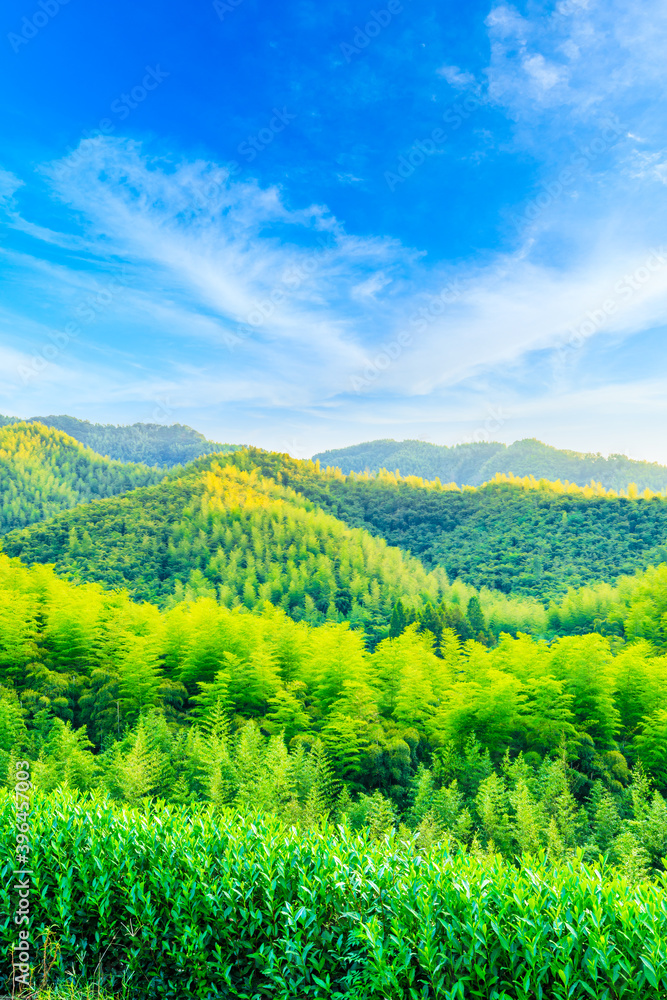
[0,456,455,640]
[4,425,667,608]
[217,449,667,602]
[312,437,667,493]
[0,413,242,467]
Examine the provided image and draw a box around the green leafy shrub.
[2,791,667,999]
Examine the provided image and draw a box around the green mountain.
[0,421,168,533]
[1,455,453,639]
[313,437,667,493]
[3,539,667,874]
[222,449,667,602]
[0,413,241,466]
[5,428,667,611]
[6,421,667,986]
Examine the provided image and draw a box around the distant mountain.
[6,420,667,609]
[313,438,667,493]
[0,414,241,467]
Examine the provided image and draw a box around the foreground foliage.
[2,793,667,999]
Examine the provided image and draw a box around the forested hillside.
[6,432,667,998]
[315,437,667,493]
[0,422,168,533]
[214,449,667,601]
[1,461,456,640]
[5,433,667,610]
[0,413,240,466]
[4,554,667,870]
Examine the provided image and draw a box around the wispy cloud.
[0,169,23,207]
[42,139,404,370]
[483,0,667,133]
[2,0,667,458]
[437,65,478,90]
[2,123,667,444]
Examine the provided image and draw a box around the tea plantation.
[3,792,667,999]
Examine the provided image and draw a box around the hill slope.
[1,459,454,637]
[0,422,168,533]
[314,437,667,493]
[224,450,667,602]
[0,413,241,466]
[7,431,667,616]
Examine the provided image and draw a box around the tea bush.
[2,791,667,998]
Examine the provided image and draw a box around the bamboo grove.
[4,552,667,871]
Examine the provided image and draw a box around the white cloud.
[0,169,22,208]
[522,53,566,93]
[4,136,667,411]
[3,43,667,462]
[38,138,406,380]
[437,65,477,90]
[369,243,667,398]
[629,149,667,186]
[484,0,667,125]
[351,272,391,300]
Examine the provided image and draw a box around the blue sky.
[2,0,667,460]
